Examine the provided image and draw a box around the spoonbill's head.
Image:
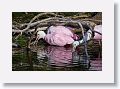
[37,31,46,40]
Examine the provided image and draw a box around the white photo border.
[0,0,114,83]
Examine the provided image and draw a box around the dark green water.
[12,40,102,71]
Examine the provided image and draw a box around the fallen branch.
[20,13,64,33]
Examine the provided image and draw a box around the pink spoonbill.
[36,26,79,46]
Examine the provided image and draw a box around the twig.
[78,22,89,57]
[15,33,21,40]
[21,13,64,33]
[81,19,102,22]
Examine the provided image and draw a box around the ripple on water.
[12,43,102,71]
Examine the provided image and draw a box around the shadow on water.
[12,41,102,71]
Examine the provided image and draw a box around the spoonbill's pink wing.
[47,26,73,37]
[45,33,74,46]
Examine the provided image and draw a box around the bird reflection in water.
[37,45,90,70]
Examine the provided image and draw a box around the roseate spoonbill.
[93,25,102,40]
[72,25,102,49]
[36,26,79,46]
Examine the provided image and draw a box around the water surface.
[12,41,102,71]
